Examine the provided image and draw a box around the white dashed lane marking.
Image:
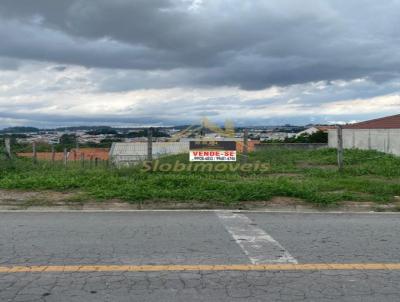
[216,212,297,264]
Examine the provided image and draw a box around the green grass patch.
[0,148,399,206]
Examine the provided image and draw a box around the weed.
[0,148,399,206]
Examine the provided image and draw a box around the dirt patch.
[136,198,305,210]
[0,189,399,212]
[0,189,92,207]
[0,189,305,210]
[1,190,70,202]
[340,201,400,212]
[267,196,305,206]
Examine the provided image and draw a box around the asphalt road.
[0,211,400,301]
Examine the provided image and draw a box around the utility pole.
[147,127,153,162]
[4,137,11,159]
[81,153,85,168]
[241,128,249,164]
[337,125,344,171]
[200,120,205,139]
[63,148,68,167]
[51,145,55,164]
[32,141,37,164]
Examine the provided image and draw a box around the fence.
[2,143,110,169]
[3,128,346,170]
[110,141,190,167]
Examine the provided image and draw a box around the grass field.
[0,148,399,206]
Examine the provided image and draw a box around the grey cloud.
[0,20,179,70]
[0,0,399,90]
[0,57,20,70]
[0,0,400,128]
[266,78,400,107]
[52,66,67,72]
[94,69,197,92]
[0,110,192,127]
[1,109,397,129]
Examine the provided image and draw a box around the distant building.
[178,137,243,142]
[259,132,296,141]
[328,114,400,155]
[296,125,335,137]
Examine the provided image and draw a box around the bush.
[285,130,328,143]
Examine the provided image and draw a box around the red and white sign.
[189,150,236,161]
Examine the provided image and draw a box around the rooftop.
[344,114,400,129]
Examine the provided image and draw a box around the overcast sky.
[0,0,399,128]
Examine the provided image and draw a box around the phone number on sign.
[189,151,236,161]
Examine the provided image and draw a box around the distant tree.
[0,140,6,157]
[308,131,328,143]
[123,128,170,138]
[59,134,77,148]
[98,138,123,147]
[284,130,328,143]
[86,128,118,135]
[0,127,39,134]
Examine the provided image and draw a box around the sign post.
[4,138,11,158]
[241,129,249,164]
[32,141,37,164]
[147,127,153,162]
[51,145,55,164]
[337,125,344,171]
[63,148,68,167]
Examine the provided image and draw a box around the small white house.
[296,126,335,137]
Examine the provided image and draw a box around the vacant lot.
[0,148,399,206]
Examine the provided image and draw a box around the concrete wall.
[255,143,328,151]
[328,129,400,155]
[110,142,189,166]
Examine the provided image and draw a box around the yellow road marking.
[1,263,400,273]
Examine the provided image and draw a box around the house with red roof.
[328,114,400,155]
